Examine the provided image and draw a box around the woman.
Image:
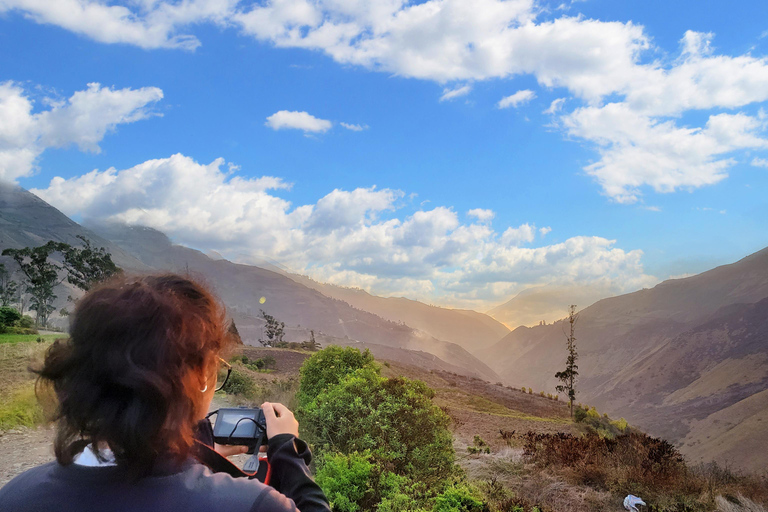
[0,274,330,512]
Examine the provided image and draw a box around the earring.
[200,384,208,393]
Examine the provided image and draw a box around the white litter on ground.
[624,495,646,511]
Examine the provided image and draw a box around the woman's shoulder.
[0,461,278,512]
[0,462,60,509]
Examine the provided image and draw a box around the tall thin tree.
[555,304,579,418]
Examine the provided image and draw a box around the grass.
[0,333,62,345]
[0,384,44,430]
[0,339,59,431]
[438,389,571,424]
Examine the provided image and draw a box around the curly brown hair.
[37,274,230,478]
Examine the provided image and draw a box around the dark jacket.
[0,435,330,512]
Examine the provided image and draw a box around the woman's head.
[38,274,230,477]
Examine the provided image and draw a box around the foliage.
[573,405,629,438]
[468,435,491,455]
[221,367,258,398]
[61,235,121,291]
[301,368,456,486]
[555,305,579,417]
[260,309,285,347]
[0,306,22,327]
[2,239,120,327]
[0,263,18,307]
[2,242,66,327]
[296,345,378,409]
[316,451,375,512]
[299,346,466,511]
[307,329,321,351]
[243,355,277,372]
[432,484,486,512]
[228,320,243,345]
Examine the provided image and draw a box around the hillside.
[486,248,768,471]
[89,222,502,382]
[277,272,510,354]
[0,183,500,382]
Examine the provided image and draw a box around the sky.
[0,0,767,314]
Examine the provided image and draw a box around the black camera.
[212,407,267,452]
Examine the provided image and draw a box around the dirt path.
[0,425,55,486]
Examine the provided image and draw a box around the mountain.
[0,182,501,381]
[486,247,768,471]
[487,283,620,329]
[275,273,510,354]
[0,182,148,272]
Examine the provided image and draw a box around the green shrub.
[221,368,258,398]
[17,315,34,329]
[301,368,456,486]
[316,452,375,512]
[432,484,485,512]
[297,346,378,408]
[0,306,21,328]
[468,435,490,455]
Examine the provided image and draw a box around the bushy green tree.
[2,242,66,327]
[298,346,463,511]
[301,368,455,486]
[296,346,378,408]
[62,236,120,291]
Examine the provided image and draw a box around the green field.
[0,333,64,345]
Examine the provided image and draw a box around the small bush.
[432,484,485,512]
[221,368,258,398]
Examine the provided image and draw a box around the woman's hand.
[261,402,299,439]
[214,443,248,458]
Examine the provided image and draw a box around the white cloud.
[33,154,655,309]
[467,208,495,222]
[539,226,552,236]
[500,223,535,246]
[752,157,768,168]
[497,89,536,109]
[563,104,768,203]
[439,85,471,102]
[544,98,566,114]
[0,0,233,50]
[11,3,768,202]
[0,81,163,181]
[340,122,368,131]
[265,110,332,133]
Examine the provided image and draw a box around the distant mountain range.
[0,182,502,382]
[485,247,768,472]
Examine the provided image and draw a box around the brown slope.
[486,247,768,391]
[485,249,768,470]
[276,273,510,354]
[88,222,502,382]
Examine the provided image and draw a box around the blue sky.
[1,0,767,314]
